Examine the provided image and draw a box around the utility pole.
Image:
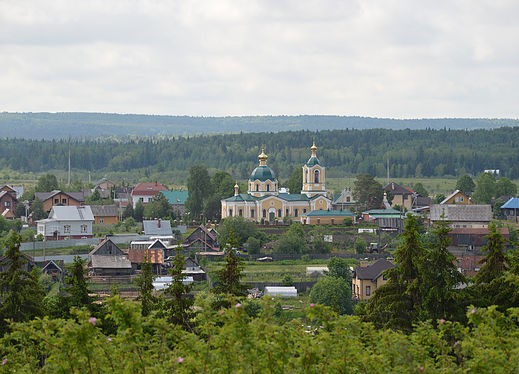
[67,137,71,187]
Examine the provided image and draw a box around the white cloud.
[0,0,518,118]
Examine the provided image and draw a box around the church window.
[251,209,255,218]
[295,209,298,217]
[239,209,243,217]
[256,184,259,192]
[263,209,267,218]
[346,197,350,202]
[303,209,307,213]
[314,170,320,183]
[305,170,308,183]
[229,209,233,217]
[267,184,270,192]
[278,209,282,217]
[286,208,289,216]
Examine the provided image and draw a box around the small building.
[301,209,355,225]
[264,286,298,298]
[143,219,173,237]
[36,260,65,282]
[352,259,394,300]
[362,208,404,231]
[332,187,356,210]
[152,276,194,291]
[306,266,329,277]
[384,182,415,211]
[128,239,167,274]
[88,238,132,276]
[440,190,473,205]
[0,253,35,273]
[0,185,19,220]
[183,225,219,252]
[501,197,519,222]
[90,204,119,225]
[36,205,94,240]
[34,190,87,213]
[161,190,189,216]
[131,182,167,208]
[430,204,493,228]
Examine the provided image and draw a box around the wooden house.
[36,260,65,282]
[440,190,473,205]
[183,225,219,252]
[128,239,166,274]
[0,185,19,220]
[430,204,492,228]
[90,204,119,225]
[34,190,86,213]
[36,205,94,240]
[88,238,132,276]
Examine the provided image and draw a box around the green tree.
[86,189,102,204]
[420,220,466,322]
[287,167,303,194]
[413,182,429,197]
[364,214,424,331]
[161,249,194,329]
[309,276,353,315]
[245,236,261,254]
[456,174,476,194]
[218,216,257,247]
[35,173,59,192]
[472,173,496,204]
[496,177,517,197]
[67,256,92,311]
[205,171,235,220]
[327,257,352,283]
[212,229,247,297]
[273,222,308,254]
[134,200,144,222]
[475,223,507,285]
[122,203,134,219]
[353,174,383,211]
[0,231,44,333]
[186,165,212,220]
[135,259,156,316]
[29,198,46,220]
[143,192,172,219]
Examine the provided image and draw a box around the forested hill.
[2,127,519,180]
[0,112,518,139]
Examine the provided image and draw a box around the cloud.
[0,0,518,118]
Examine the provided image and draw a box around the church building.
[221,144,332,223]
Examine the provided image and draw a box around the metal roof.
[48,205,94,221]
[161,190,189,205]
[501,197,519,209]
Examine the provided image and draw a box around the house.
[301,209,355,225]
[164,256,207,281]
[34,190,86,213]
[501,197,519,222]
[352,259,395,300]
[130,182,167,208]
[183,225,219,252]
[161,190,189,216]
[94,178,116,191]
[332,187,356,210]
[430,204,493,228]
[36,205,94,240]
[88,238,132,276]
[362,208,404,231]
[221,144,332,223]
[0,185,19,220]
[128,239,167,273]
[440,190,473,205]
[264,286,298,297]
[36,260,65,282]
[90,204,119,225]
[143,219,173,238]
[152,276,194,291]
[384,182,415,211]
[0,253,35,273]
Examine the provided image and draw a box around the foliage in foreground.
[2,296,519,373]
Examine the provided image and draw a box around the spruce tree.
[136,259,156,316]
[212,227,247,297]
[475,223,507,285]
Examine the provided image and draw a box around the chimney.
[157,219,161,228]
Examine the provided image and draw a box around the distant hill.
[0,112,517,139]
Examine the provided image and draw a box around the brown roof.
[131,182,167,197]
[354,259,395,281]
[384,182,414,196]
[127,248,164,264]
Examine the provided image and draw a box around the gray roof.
[90,204,119,217]
[34,190,87,202]
[90,255,132,269]
[48,205,94,221]
[143,219,173,236]
[430,204,492,222]
[355,259,395,281]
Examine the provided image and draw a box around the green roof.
[304,209,355,217]
[161,190,189,205]
[306,156,320,166]
[363,208,401,215]
[223,194,257,202]
[249,165,276,182]
[278,193,309,202]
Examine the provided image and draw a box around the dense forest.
[2,127,519,181]
[0,112,518,139]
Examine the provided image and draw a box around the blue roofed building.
[501,197,519,222]
[160,190,189,216]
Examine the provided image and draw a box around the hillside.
[0,112,518,139]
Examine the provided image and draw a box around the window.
[303,209,307,213]
[278,209,282,217]
[4,201,10,207]
[295,209,298,217]
[346,197,350,202]
[239,209,243,217]
[63,225,71,233]
[61,198,67,204]
[80,225,88,233]
[365,286,371,296]
[54,198,59,204]
[331,219,334,225]
[100,218,104,224]
[317,218,320,224]
[263,209,267,218]
[256,184,259,192]
[267,184,270,192]
[314,170,320,183]
[304,170,308,183]
[286,208,289,216]
[251,209,255,218]
[229,209,233,217]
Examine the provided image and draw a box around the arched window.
[295,209,298,217]
[256,184,259,192]
[263,209,267,218]
[239,209,243,217]
[304,169,308,183]
[251,209,255,218]
[267,184,270,192]
[286,208,289,216]
[314,170,320,183]
[229,209,233,217]
[278,209,282,217]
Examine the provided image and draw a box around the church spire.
[258,147,268,166]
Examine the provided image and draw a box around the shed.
[264,286,298,298]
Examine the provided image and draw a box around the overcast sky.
[1,1,518,118]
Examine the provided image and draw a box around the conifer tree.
[135,259,156,316]
[475,223,507,285]
[212,227,247,297]
[0,231,44,333]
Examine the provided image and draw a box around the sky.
[1,0,518,118]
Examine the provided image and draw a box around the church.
[221,143,333,223]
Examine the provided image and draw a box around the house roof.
[161,190,189,205]
[34,190,86,203]
[430,204,493,222]
[501,197,519,209]
[143,220,173,236]
[131,182,168,197]
[440,190,470,204]
[90,204,119,217]
[127,248,164,264]
[363,208,401,215]
[354,259,395,281]
[303,209,355,217]
[89,238,125,256]
[277,193,310,202]
[46,205,94,221]
[36,259,64,272]
[90,255,132,269]
[384,182,414,196]
[333,188,354,204]
[223,193,257,202]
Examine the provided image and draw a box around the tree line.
[2,127,519,180]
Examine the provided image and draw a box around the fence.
[20,234,148,251]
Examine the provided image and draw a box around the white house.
[36,205,94,240]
